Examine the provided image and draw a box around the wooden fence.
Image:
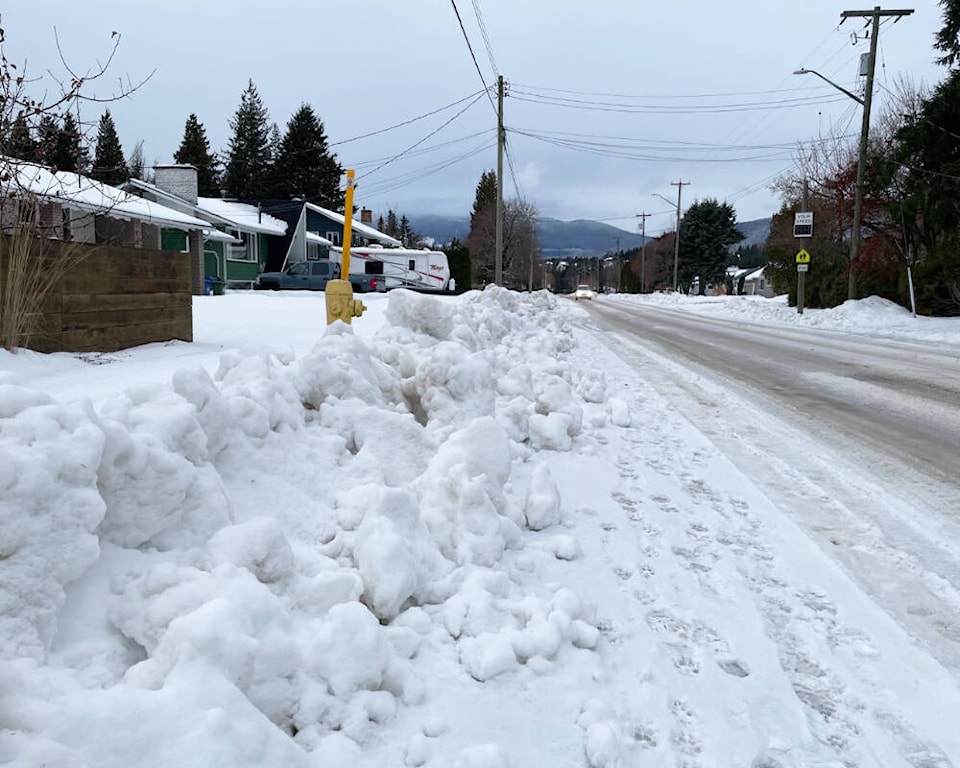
[3,237,193,353]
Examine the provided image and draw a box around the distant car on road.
[574,284,595,300]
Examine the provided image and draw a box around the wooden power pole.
[495,75,504,286]
[841,6,913,300]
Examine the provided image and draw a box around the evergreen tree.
[677,199,744,294]
[267,122,282,163]
[223,80,272,200]
[935,0,960,67]
[398,214,416,247]
[91,109,128,185]
[35,115,60,166]
[51,113,89,173]
[267,104,343,207]
[466,170,499,286]
[174,113,221,196]
[385,209,399,237]
[443,237,471,293]
[6,114,36,161]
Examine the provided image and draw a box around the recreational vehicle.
[332,246,450,292]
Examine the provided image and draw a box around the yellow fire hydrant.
[325,279,366,325]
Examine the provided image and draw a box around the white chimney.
[154,164,199,205]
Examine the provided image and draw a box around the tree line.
[4,78,345,210]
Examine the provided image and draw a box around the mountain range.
[410,214,771,258]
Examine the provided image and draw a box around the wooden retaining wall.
[3,237,193,353]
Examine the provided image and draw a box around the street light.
[792,68,864,106]
[653,191,681,291]
[794,59,874,300]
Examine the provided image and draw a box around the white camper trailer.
[333,246,450,292]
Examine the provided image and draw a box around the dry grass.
[0,226,88,351]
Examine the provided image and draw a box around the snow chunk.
[524,462,563,530]
[459,632,517,681]
[0,388,105,659]
[94,386,232,548]
[386,289,455,340]
[204,517,295,584]
[607,397,631,427]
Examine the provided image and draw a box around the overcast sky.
[4,1,949,235]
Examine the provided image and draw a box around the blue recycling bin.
[204,276,225,295]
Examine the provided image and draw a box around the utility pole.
[671,180,690,291]
[612,236,621,293]
[495,74,505,286]
[637,211,650,293]
[841,6,913,300]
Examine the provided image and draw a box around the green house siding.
[226,259,261,284]
[161,230,188,252]
[204,241,225,278]
[258,233,269,269]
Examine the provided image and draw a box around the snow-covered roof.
[204,228,242,244]
[304,202,401,247]
[306,231,333,246]
[3,159,213,232]
[122,179,235,227]
[198,197,287,237]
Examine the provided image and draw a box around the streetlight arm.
[652,192,675,207]
[793,68,864,106]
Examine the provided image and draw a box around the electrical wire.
[356,91,487,181]
[357,138,496,196]
[508,88,849,114]
[450,0,498,117]
[331,90,489,147]
[347,130,492,171]
[470,0,499,77]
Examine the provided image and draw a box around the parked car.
[254,260,381,293]
[574,284,595,300]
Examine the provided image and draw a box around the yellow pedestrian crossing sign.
[795,248,811,264]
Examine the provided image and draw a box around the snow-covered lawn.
[1,288,958,767]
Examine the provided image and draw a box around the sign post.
[795,247,811,315]
[794,208,814,315]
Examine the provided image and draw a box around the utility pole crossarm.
[840,8,914,20]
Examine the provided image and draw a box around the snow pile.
[612,290,960,345]
[0,287,613,767]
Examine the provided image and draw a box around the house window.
[228,230,258,261]
[326,231,341,246]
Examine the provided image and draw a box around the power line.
[358,138,496,196]
[470,0,499,76]
[508,89,850,114]
[331,90,489,146]
[356,91,487,181]
[347,130,491,170]
[449,0,498,117]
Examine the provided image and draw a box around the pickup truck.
[254,260,381,293]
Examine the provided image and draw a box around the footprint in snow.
[645,607,751,679]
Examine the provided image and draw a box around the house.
[123,166,288,288]
[1,158,213,251]
[260,200,401,272]
[728,266,774,297]
[0,157,224,350]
